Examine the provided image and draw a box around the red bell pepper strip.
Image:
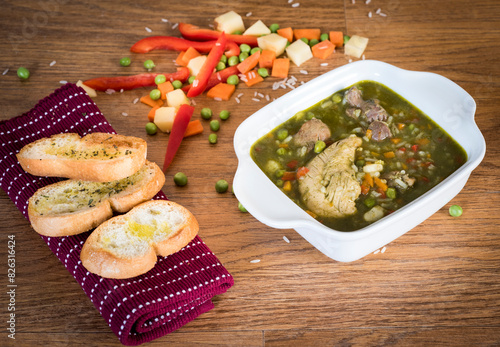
[182,65,239,94]
[179,23,258,47]
[82,67,189,91]
[163,104,195,172]
[130,36,240,57]
[187,32,227,98]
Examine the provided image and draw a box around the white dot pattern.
[0,83,234,345]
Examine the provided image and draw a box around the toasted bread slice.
[28,161,165,237]
[17,132,147,182]
[81,200,199,279]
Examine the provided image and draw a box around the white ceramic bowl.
[233,60,486,262]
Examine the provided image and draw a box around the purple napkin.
[0,83,233,345]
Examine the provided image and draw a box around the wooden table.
[1,0,499,345]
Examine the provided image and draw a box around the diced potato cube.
[364,205,385,222]
[166,89,190,109]
[154,107,177,133]
[344,35,369,58]
[257,33,289,57]
[76,80,97,97]
[214,11,245,34]
[285,39,313,67]
[243,20,271,36]
[187,55,207,76]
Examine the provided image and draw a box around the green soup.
[250,81,467,231]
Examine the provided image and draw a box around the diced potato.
[187,55,207,76]
[285,39,313,67]
[243,20,271,36]
[76,80,97,98]
[344,35,369,58]
[154,107,177,133]
[166,89,190,109]
[214,11,245,34]
[257,33,289,57]
[363,205,385,222]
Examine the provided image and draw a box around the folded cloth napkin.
[0,83,234,345]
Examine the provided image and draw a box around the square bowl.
[232,60,486,262]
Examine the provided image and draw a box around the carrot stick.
[140,95,164,108]
[158,81,174,100]
[175,51,186,66]
[373,176,388,192]
[243,70,264,87]
[148,106,160,122]
[181,46,201,66]
[364,172,374,187]
[237,50,261,74]
[277,27,294,42]
[311,40,335,59]
[184,119,204,137]
[293,29,321,41]
[329,31,344,47]
[259,49,276,68]
[206,83,236,100]
[271,58,290,78]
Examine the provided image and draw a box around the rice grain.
[283,236,290,243]
[250,259,261,263]
[145,27,152,33]
[2,68,9,75]
[49,60,56,67]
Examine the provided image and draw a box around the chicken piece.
[293,119,331,147]
[344,86,364,108]
[368,121,391,141]
[298,135,362,218]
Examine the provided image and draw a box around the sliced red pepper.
[282,171,297,181]
[187,33,227,98]
[182,65,239,94]
[296,166,310,179]
[163,104,195,172]
[130,36,240,57]
[411,144,419,152]
[82,67,189,91]
[286,160,298,169]
[179,23,258,47]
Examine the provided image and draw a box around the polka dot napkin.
[0,83,234,346]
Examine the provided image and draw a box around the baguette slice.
[17,132,147,182]
[28,161,165,237]
[81,200,199,279]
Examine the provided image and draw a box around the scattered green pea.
[276,147,287,155]
[219,110,230,120]
[149,89,161,100]
[343,35,350,45]
[240,43,251,54]
[269,23,280,33]
[145,122,157,135]
[226,74,239,85]
[320,33,329,41]
[449,205,463,217]
[309,39,319,47]
[356,159,366,167]
[210,120,220,132]
[314,140,326,153]
[238,202,248,212]
[220,55,228,64]
[216,61,226,71]
[172,80,183,89]
[275,179,284,188]
[143,59,155,69]
[275,169,285,178]
[208,133,218,144]
[188,75,196,84]
[257,67,269,78]
[332,93,342,103]
[300,37,309,44]
[239,52,249,62]
[201,107,212,120]
[120,57,131,67]
[215,179,229,193]
[364,197,376,208]
[386,187,397,199]
[155,74,166,85]
[228,55,240,66]
[250,47,262,54]
[17,67,30,80]
[173,172,188,186]
[276,129,289,141]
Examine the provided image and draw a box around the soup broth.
[250,81,467,231]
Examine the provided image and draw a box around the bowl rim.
[233,60,486,241]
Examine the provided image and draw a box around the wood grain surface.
[1,0,499,346]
